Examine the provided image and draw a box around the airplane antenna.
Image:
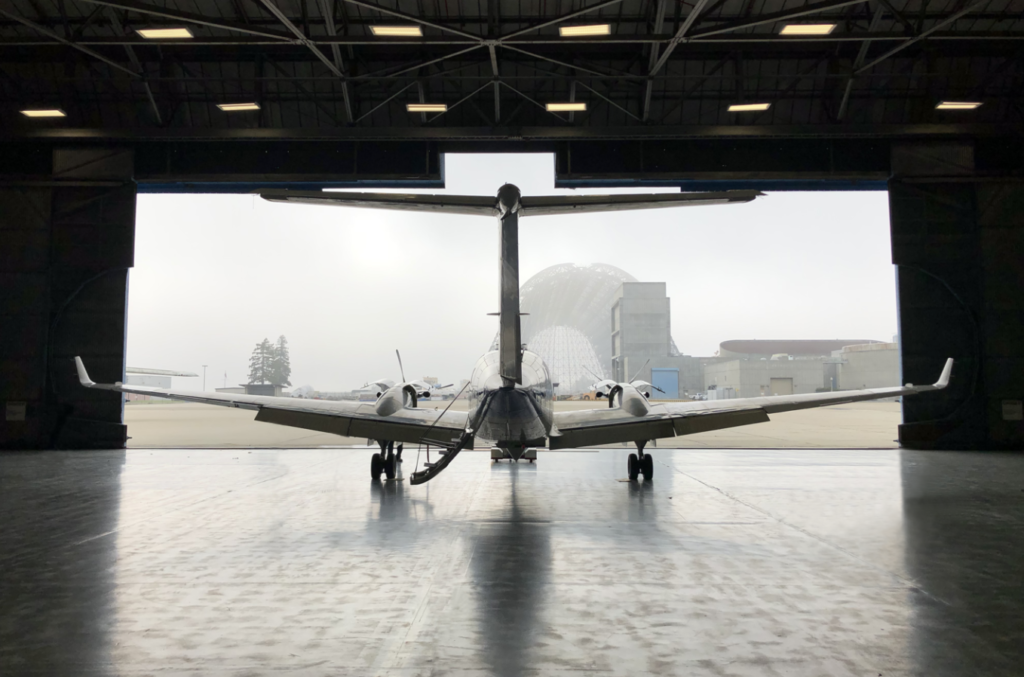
[629,359,651,383]
[396,349,406,382]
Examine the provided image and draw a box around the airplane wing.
[258,189,760,216]
[76,357,467,447]
[549,359,953,449]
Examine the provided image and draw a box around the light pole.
[202,365,208,392]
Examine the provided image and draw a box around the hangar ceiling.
[1,0,1022,139]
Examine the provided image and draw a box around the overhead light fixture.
[779,24,836,35]
[370,25,422,37]
[407,103,447,113]
[217,102,260,112]
[546,102,587,112]
[727,102,771,112]
[559,24,611,37]
[20,108,66,118]
[936,101,982,110]
[137,27,194,39]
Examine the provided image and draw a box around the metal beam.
[106,9,162,124]
[643,0,669,121]
[76,0,294,41]
[856,0,990,73]
[257,0,347,80]
[0,8,140,78]
[317,0,353,123]
[838,5,884,121]
[650,0,713,77]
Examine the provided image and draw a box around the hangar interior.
[2,0,1023,675]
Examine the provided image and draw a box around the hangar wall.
[1,148,135,450]
[891,142,1024,450]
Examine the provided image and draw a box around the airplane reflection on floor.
[1,448,1022,675]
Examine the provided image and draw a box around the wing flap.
[255,407,463,445]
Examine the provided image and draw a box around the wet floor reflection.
[901,450,1024,676]
[0,450,124,676]
[471,462,551,677]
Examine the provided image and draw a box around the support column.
[0,147,135,450]
[890,141,1024,450]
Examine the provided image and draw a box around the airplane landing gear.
[628,441,653,481]
[372,441,399,480]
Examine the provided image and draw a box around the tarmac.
[125,400,902,449]
[2,445,1021,676]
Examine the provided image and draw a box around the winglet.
[934,358,954,388]
[74,356,95,387]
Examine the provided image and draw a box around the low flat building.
[705,358,826,399]
[836,342,900,389]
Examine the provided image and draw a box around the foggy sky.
[127,154,896,392]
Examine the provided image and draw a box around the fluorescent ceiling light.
[217,102,260,111]
[727,102,771,112]
[936,101,982,110]
[137,27,194,39]
[779,23,836,35]
[559,24,611,37]
[370,25,422,37]
[407,103,447,113]
[20,108,66,118]
[546,102,587,112]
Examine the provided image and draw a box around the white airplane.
[363,351,454,401]
[75,184,953,485]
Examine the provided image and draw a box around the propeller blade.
[652,385,666,393]
[396,349,406,383]
[437,383,454,389]
[629,359,650,383]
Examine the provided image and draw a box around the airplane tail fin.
[497,184,522,385]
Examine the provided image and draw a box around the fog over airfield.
[128,154,896,392]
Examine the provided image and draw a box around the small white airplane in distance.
[363,351,454,401]
[76,184,953,486]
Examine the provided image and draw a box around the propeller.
[396,349,406,383]
[629,359,650,383]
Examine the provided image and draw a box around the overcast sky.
[127,153,896,392]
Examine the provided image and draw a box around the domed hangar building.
[499,263,690,396]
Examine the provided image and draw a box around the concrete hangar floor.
[2,447,1022,676]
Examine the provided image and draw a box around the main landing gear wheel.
[384,450,397,480]
[628,453,640,481]
[641,453,654,481]
[371,453,384,480]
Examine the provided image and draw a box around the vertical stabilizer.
[497,184,523,385]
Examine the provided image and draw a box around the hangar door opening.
[125,153,900,449]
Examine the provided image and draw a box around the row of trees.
[248,335,292,386]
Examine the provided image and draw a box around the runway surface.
[2,447,1021,676]
[125,400,902,449]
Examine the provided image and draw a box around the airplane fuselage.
[467,349,553,448]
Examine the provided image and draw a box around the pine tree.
[247,338,273,384]
[270,335,292,386]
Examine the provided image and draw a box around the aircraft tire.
[384,453,396,480]
[628,453,639,481]
[371,453,384,480]
[641,454,654,481]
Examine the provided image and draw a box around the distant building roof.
[720,339,883,358]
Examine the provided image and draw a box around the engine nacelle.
[374,383,420,416]
[605,383,651,416]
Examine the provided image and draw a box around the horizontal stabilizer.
[520,190,761,216]
[259,189,499,216]
[259,189,760,217]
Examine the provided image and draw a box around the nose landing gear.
[628,441,653,481]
